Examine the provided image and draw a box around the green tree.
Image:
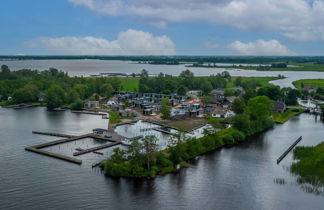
[46,85,65,108]
[160,97,171,120]
[177,85,188,96]
[246,96,273,120]
[100,83,114,98]
[232,97,246,114]
[70,98,84,110]
[142,135,158,170]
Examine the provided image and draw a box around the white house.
[84,101,99,109]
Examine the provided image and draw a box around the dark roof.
[273,101,286,110]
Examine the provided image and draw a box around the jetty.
[73,142,120,156]
[25,147,82,164]
[32,131,75,138]
[26,128,126,164]
[277,136,302,164]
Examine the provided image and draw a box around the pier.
[25,147,82,164]
[277,136,302,164]
[73,142,120,156]
[32,131,75,138]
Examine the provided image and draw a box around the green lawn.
[227,77,280,88]
[292,142,324,190]
[201,62,324,72]
[273,108,304,123]
[293,79,324,89]
[119,77,140,91]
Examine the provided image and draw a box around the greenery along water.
[101,96,275,178]
[291,142,324,195]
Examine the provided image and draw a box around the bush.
[222,135,235,146]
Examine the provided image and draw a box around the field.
[118,76,279,92]
[199,63,324,72]
[119,77,140,91]
[227,77,280,88]
[163,117,207,131]
[273,108,304,124]
[293,79,324,89]
[291,142,324,191]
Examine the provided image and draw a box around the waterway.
[0,107,323,209]
[1,59,324,88]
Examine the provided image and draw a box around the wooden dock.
[153,127,176,136]
[31,134,91,149]
[32,131,75,138]
[277,136,302,164]
[25,147,82,164]
[73,142,120,156]
[75,148,103,155]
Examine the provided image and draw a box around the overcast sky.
[1,0,324,56]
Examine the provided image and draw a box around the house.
[186,90,201,98]
[37,93,46,102]
[211,107,235,118]
[7,96,13,101]
[91,93,105,101]
[93,128,108,135]
[171,108,186,116]
[119,108,137,117]
[223,96,237,108]
[273,101,286,113]
[209,89,225,104]
[143,108,153,115]
[84,101,100,109]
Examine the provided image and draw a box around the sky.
[1,0,324,56]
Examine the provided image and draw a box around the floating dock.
[25,147,82,164]
[73,142,120,156]
[277,136,302,164]
[32,131,75,138]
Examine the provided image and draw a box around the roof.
[210,89,225,95]
[212,107,228,115]
[225,96,237,103]
[273,101,286,110]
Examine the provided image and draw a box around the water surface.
[0,107,323,210]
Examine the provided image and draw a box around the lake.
[0,107,323,210]
[2,59,324,88]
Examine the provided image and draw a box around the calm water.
[2,59,324,88]
[0,107,324,210]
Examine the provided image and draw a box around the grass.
[163,118,207,131]
[291,142,324,194]
[273,108,304,123]
[119,77,140,91]
[293,79,324,89]
[227,77,280,88]
[199,62,324,72]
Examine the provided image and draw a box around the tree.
[70,98,84,110]
[285,89,299,105]
[246,96,273,120]
[177,85,188,96]
[235,77,243,86]
[46,85,65,108]
[200,80,213,95]
[100,83,114,98]
[160,98,171,120]
[142,135,158,170]
[232,97,246,114]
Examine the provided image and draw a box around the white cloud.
[68,0,324,41]
[228,40,297,56]
[203,41,219,49]
[25,29,175,55]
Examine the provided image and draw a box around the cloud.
[203,41,219,49]
[228,40,297,56]
[68,0,324,41]
[25,29,175,55]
